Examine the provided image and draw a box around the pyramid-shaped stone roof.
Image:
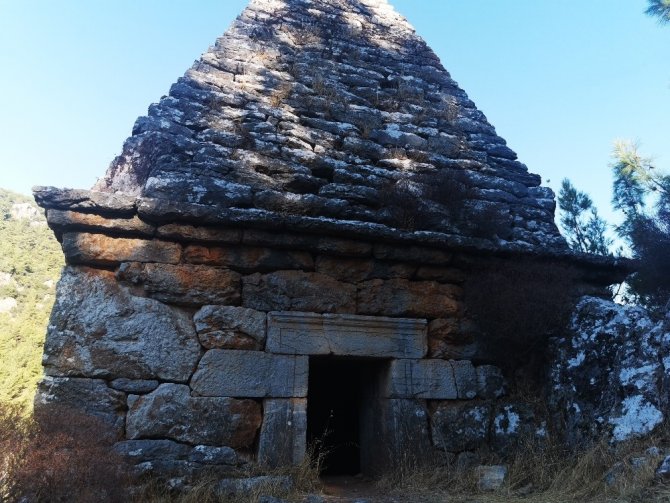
[91,0,566,251]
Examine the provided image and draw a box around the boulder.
[43,267,201,381]
[476,465,507,492]
[126,384,261,448]
[549,296,670,444]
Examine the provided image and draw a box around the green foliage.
[611,141,670,308]
[558,179,612,256]
[646,0,670,24]
[0,188,63,414]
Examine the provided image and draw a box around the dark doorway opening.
[306,356,388,476]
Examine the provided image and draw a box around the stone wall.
[34,191,538,479]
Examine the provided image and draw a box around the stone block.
[267,311,426,358]
[477,365,506,399]
[315,256,415,282]
[477,465,508,492]
[126,384,261,448]
[189,445,238,465]
[372,244,452,265]
[386,359,457,399]
[258,399,307,467]
[452,360,478,399]
[431,402,491,452]
[47,209,155,236]
[241,230,373,257]
[415,266,467,283]
[34,376,126,437]
[357,278,463,318]
[117,262,241,306]
[184,245,314,273]
[156,224,242,244]
[44,267,201,382]
[110,379,160,394]
[242,271,356,313]
[62,232,181,266]
[194,305,267,350]
[362,399,433,474]
[191,350,308,398]
[113,439,191,463]
[428,340,478,360]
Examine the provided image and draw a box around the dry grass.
[0,403,131,503]
[378,430,670,503]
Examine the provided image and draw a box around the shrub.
[0,404,130,503]
[464,259,580,385]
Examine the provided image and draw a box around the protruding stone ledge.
[33,186,136,216]
[191,350,308,398]
[47,209,155,237]
[267,311,427,358]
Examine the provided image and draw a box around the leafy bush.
[464,259,580,384]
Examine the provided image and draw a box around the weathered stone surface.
[315,256,415,282]
[110,378,160,394]
[386,359,457,399]
[117,262,241,306]
[477,465,508,492]
[357,279,463,318]
[452,360,478,399]
[44,267,201,381]
[267,311,427,358]
[34,376,126,436]
[432,402,491,452]
[33,186,136,215]
[258,399,307,467]
[372,244,452,265]
[415,265,467,283]
[243,271,356,313]
[47,209,154,236]
[428,340,478,360]
[549,296,670,444]
[156,224,241,244]
[194,305,267,350]
[189,445,238,465]
[113,439,191,463]
[477,365,506,399]
[191,350,308,398]
[491,403,537,451]
[126,384,261,448]
[62,233,181,266]
[428,318,476,344]
[242,230,373,257]
[363,399,434,473]
[184,244,314,273]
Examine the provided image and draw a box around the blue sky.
[1,0,668,230]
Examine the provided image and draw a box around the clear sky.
[1,0,668,230]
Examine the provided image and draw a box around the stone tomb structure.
[33,0,616,479]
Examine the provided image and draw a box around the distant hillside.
[0,188,63,412]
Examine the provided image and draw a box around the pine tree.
[558,179,612,255]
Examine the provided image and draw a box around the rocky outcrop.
[549,297,670,444]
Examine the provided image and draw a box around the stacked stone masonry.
[34,192,530,477]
